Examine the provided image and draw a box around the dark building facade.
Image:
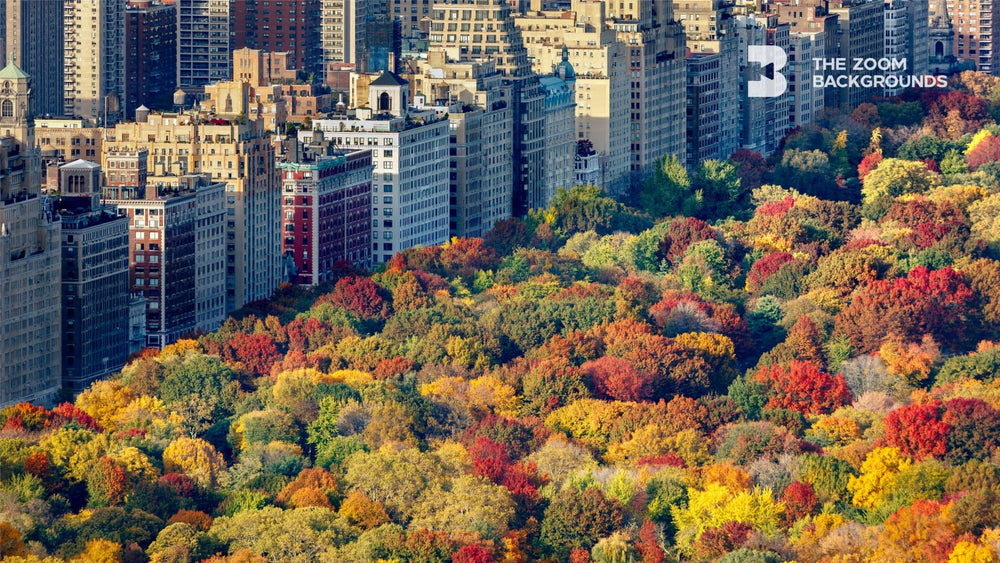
[56,160,130,393]
[3,0,64,117]
[126,0,177,111]
[363,16,401,73]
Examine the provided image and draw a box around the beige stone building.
[232,48,333,125]
[0,60,62,407]
[64,0,127,124]
[103,82,283,312]
[516,0,631,193]
[411,53,515,235]
[429,0,546,212]
[605,0,688,174]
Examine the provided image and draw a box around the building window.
[0,100,12,118]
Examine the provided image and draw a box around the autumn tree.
[540,486,626,558]
[163,437,227,488]
[754,361,852,415]
[942,398,1000,463]
[581,357,652,402]
[861,158,939,216]
[834,266,974,353]
[317,275,391,319]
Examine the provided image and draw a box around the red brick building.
[231,0,322,76]
[278,149,373,284]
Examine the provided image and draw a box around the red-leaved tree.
[754,360,853,415]
[881,402,950,460]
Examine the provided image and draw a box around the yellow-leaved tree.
[670,483,784,556]
[847,446,912,510]
[162,437,226,488]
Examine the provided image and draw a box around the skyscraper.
[125,0,177,111]
[104,82,284,312]
[4,0,64,117]
[101,149,227,348]
[884,0,928,96]
[516,0,631,194]
[278,147,373,284]
[321,0,367,75]
[828,0,885,108]
[947,0,1000,74]
[0,59,62,408]
[677,0,738,162]
[607,0,688,176]
[64,0,127,124]
[431,0,546,211]
[307,74,452,264]
[55,160,130,393]
[412,53,517,234]
[177,0,232,88]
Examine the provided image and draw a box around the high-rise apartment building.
[55,160,130,393]
[686,51,722,164]
[277,148,373,284]
[4,0,64,117]
[411,53,516,234]
[677,0,739,163]
[306,74,451,264]
[516,0,631,194]
[101,149,226,348]
[104,82,283,312]
[177,0,232,88]
[769,0,836,126]
[539,62,577,206]
[321,0,367,77]
[828,0,885,107]
[736,14,790,156]
[947,0,1000,74]
[126,0,177,111]
[0,60,62,408]
[606,0,688,175]
[64,0,128,124]
[232,0,321,75]
[432,0,546,212]
[787,31,826,128]
[884,0,928,96]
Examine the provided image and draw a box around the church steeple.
[0,56,38,189]
[929,0,956,75]
[929,0,952,30]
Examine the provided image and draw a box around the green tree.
[540,486,626,558]
[861,158,939,217]
[640,155,690,217]
[408,475,516,541]
[693,159,744,220]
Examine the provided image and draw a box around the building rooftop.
[0,55,29,80]
[60,159,101,170]
[370,71,409,87]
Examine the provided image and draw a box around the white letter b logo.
[748,46,787,98]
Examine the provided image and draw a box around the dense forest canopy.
[7,74,1000,562]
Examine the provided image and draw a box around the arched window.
[935,41,945,58]
[379,92,391,112]
[1,100,13,118]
